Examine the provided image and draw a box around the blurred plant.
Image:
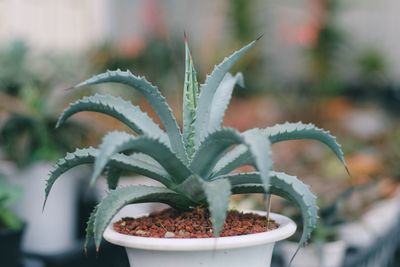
[356,48,387,86]
[231,0,254,41]
[0,172,23,230]
[91,38,177,79]
[89,35,183,98]
[228,0,267,97]
[0,41,90,167]
[383,125,400,181]
[0,40,38,97]
[305,0,345,95]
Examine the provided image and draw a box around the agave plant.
[44,37,347,255]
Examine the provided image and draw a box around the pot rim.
[104,210,296,251]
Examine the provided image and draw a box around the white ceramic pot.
[11,162,82,254]
[280,240,346,267]
[104,207,296,267]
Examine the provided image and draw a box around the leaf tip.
[256,34,265,41]
[89,173,99,188]
[55,120,62,129]
[345,165,352,178]
[42,198,47,212]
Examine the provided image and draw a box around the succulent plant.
[44,37,347,255]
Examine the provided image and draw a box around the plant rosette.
[104,205,296,267]
[44,36,347,266]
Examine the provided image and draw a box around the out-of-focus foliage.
[89,36,184,95]
[228,0,267,97]
[306,0,345,95]
[0,171,23,230]
[0,41,90,167]
[356,48,387,86]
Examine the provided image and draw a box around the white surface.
[280,240,346,267]
[0,0,109,51]
[12,162,79,254]
[339,188,400,249]
[104,207,296,267]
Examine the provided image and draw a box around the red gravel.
[113,207,279,238]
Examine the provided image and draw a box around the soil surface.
[114,207,279,238]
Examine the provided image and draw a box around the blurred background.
[0,0,399,267]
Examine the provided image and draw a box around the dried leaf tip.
[256,34,265,41]
[42,198,47,212]
[345,165,352,178]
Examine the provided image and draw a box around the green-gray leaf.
[183,37,200,160]
[211,122,347,178]
[194,40,258,147]
[191,128,272,192]
[213,171,318,250]
[190,128,243,178]
[84,205,98,254]
[208,72,244,132]
[91,131,192,185]
[56,94,168,144]
[202,179,231,236]
[44,147,173,208]
[264,122,347,167]
[242,129,272,192]
[210,145,249,177]
[74,70,188,164]
[105,166,122,190]
[93,185,194,249]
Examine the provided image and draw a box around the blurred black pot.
[0,224,25,267]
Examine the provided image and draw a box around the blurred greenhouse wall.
[262,0,400,82]
[1,0,400,81]
[0,0,110,51]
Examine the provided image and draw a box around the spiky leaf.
[84,205,98,253]
[182,37,200,159]
[44,147,173,207]
[91,131,192,185]
[211,145,249,177]
[74,70,188,164]
[208,72,244,131]
[190,128,243,178]
[56,94,168,143]
[242,129,272,192]
[264,122,346,167]
[201,178,231,236]
[194,40,258,147]
[171,174,206,202]
[211,122,347,178]
[93,185,194,249]
[213,171,318,250]
[191,128,271,191]
[105,166,122,190]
